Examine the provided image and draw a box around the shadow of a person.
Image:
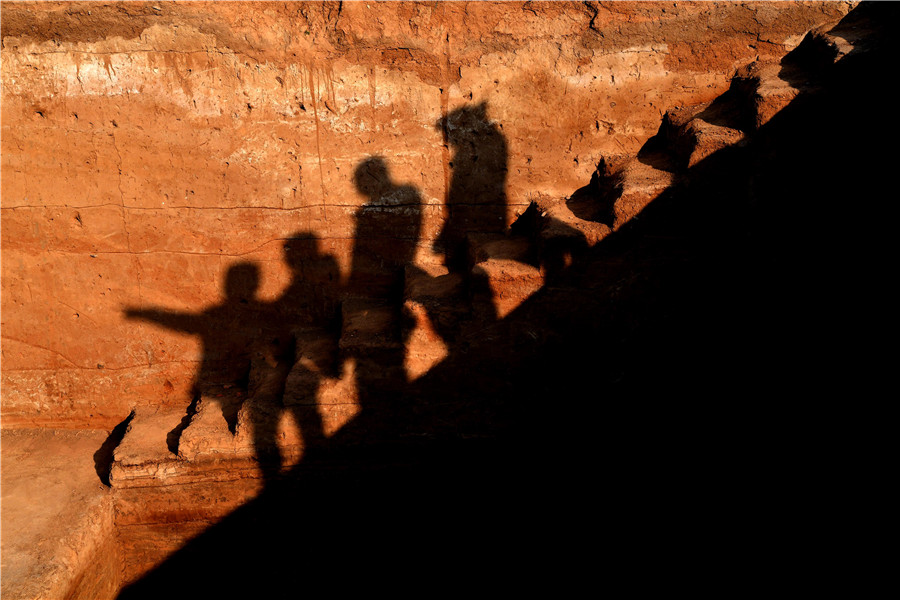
[124,262,268,443]
[435,101,509,273]
[344,156,423,427]
[347,156,424,299]
[244,232,342,479]
[421,101,518,333]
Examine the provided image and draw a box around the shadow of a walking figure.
[436,101,509,273]
[342,156,423,431]
[243,231,342,480]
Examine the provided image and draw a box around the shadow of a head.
[353,156,392,199]
[283,231,324,273]
[224,262,261,304]
[436,101,494,143]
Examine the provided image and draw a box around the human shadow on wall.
[342,156,422,433]
[123,233,342,479]
[433,102,557,323]
[124,263,271,447]
[241,232,342,481]
[436,101,510,272]
[112,11,900,589]
[112,100,592,595]
[120,153,431,476]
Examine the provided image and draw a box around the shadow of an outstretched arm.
[123,307,205,335]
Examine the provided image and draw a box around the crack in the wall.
[56,300,98,327]
[39,249,281,258]
[3,203,128,210]
[1,336,82,368]
[0,203,443,211]
[135,252,144,316]
[31,235,370,258]
[583,0,600,33]
[2,359,203,373]
[17,48,259,62]
[439,5,451,223]
[308,66,329,222]
[109,128,132,253]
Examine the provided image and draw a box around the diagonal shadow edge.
[115,3,898,595]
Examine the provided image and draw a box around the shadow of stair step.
[657,100,745,169]
[401,264,468,372]
[612,159,676,226]
[732,61,803,130]
[471,258,544,320]
[180,392,252,461]
[467,232,534,266]
[339,298,402,351]
[784,17,874,77]
[404,264,465,301]
[110,406,183,486]
[680,120,746,169]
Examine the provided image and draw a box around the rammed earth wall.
[1,1,853,427]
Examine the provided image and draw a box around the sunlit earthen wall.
[1,1,852,427]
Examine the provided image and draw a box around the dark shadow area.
[246,231,342,480]
[116,3,896,594]
[565,167,617,226]
[343,156,423,433]
[93,409,134,486]
[635,141,678,172]
[347,156,423,301]
[692,88,745,130]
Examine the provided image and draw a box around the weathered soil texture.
[0,429,119,600]
[1,1,854,428]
